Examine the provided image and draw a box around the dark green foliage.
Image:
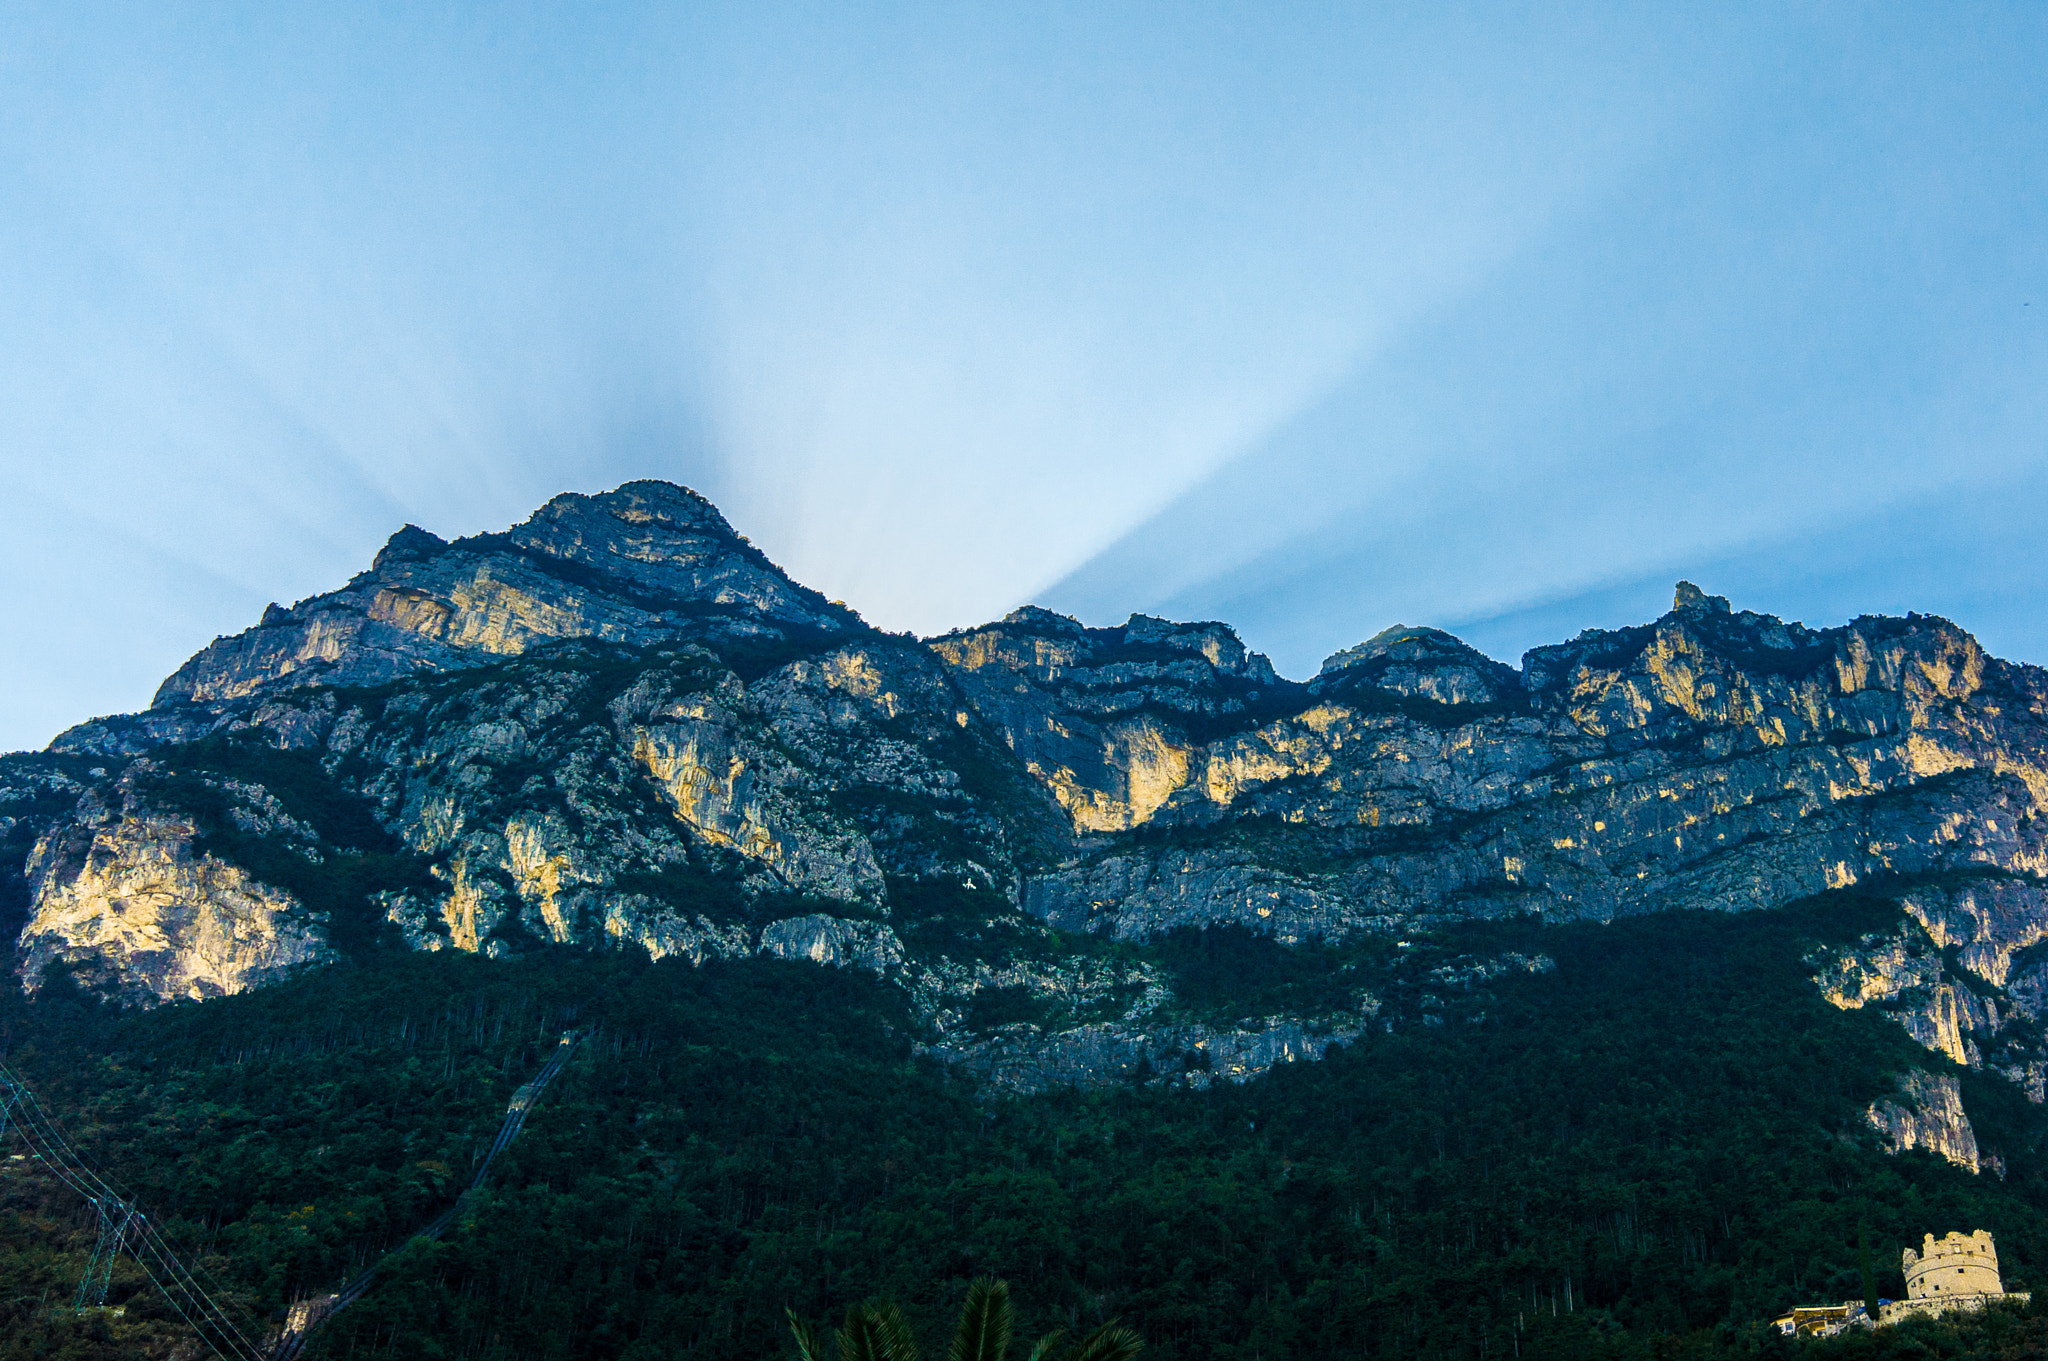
[832,786,986,867]
[922,725,1072,873]
[3,901,2048,1359]
[791,1276,1138,1361]
[609,858,751,922]
[712,625,886,684]
[887,877,1052,961]
[811,1299,922,1361]
[1147,924,1368,1020]
[1680,612,1839,681]
[965,987,1052,1032]
[1040,1322,1144,1361]
[162,736,393,850]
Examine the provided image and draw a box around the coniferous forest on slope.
[5,897,2048,1360]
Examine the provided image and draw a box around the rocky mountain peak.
[931,608,1278,691]
[370,524,450,571]
[495,481,794,606]
[997,605,1091,639]
[149,480,860,712]
[1673,579,1732,616]
[22,481,2048,1156]
[1312,624,1520,708]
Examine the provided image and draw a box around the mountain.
[156,480,862,709]
[12,491,2047,1111]
[7,482,2048,1359]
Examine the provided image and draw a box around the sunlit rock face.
[147,482,860,712]
[1867,1071,1995,1175]
[615,669,888,903]
[18,765,332,1004]
[1811,880,2048,1106]
[927,607,1280,833]
[979,589,2048,960]
[758,914,905,972]
[19,488,2048,1119]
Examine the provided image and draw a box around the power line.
[1,1027,583,1361]
[269,1030,583,1360]
[0,1064,270,1361]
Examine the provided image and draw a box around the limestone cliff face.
[1867,1071,1995,1175]
[1811,879,2048,1105]
[19,766,332,1004]
[24,625,1041,1005]
[18,487,2048,1126]
[991,590,2048,957]
[614,671,886,902]
[927,608,1279,833]
[148,482,859,711]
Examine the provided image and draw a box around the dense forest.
[3,891,2048,1359]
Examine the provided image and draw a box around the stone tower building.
[1783,1228,2027,1334]
[1903,1230,2006,1301]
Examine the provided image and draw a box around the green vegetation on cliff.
[4,898,2048,1361]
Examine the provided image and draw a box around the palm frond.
[789,1309,826,1361]
[839,1306,889,1361]
[948,1277,1014,1361]
[1064,1322,1142,1361]
[1024,1329,1068,1361]
[874,1301,923,1361]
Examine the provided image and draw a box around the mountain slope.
[12,482,2048,1359]
[3,902,2046,1361]
[8,483,2048,1127]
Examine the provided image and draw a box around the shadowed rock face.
[1314,624,1521,708]
[152,482,860,709]
[14,489,2048,1123]
[927,608,1282,833]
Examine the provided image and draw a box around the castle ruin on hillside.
[1881,1230,2027,1325]
[1774,1229,2029,1337]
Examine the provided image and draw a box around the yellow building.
[1771,1304,1859,1337]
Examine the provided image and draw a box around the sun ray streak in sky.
[1,3,2043,748]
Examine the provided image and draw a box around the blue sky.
[2,4,2043,751]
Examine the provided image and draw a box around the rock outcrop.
[1866,1071,1995,1175]
[926,1014,1370,1095]
[18,765,332,1004]
[927,608,1281,833]
[149,482,859,711]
